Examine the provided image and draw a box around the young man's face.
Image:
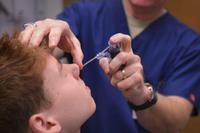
[42,55,96,132]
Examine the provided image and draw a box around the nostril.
[72,64,80,79]
[62,64,80,79]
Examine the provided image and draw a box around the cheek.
[55,82,95,124]
[56,80,93,110]
[65,82,95,112]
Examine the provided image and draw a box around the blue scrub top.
[57,0,200,132]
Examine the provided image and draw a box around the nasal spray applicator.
[83,43,121,67]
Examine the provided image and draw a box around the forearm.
[135,94,193,133]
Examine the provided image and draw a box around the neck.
[123,0,164,21]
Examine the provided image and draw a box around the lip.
[80,79,91,93]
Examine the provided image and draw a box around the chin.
[85,87,96,115]
[89,98,96,116]
[85,98,96,121]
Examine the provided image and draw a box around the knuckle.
[116,82,124,90]
[18,31,24,38]
[118,52,126,60]
[99,59,103,66]
[73,37,81,47]
[99,62,105,70]
[117,82,122,90]
[115,71,121,80]
[134,55,141,63]
[133,73,142,83]
[111,79,116,87]
[35,20,41,25]
[136,64,143,72]
[80,52,84,59]
[109,65,115,72]
[59,20,69,29]
[20,38,27,45]
[116,33,123,36]
[127,80,133,87]
[44,18,52,23]
[19,32,31,45]
[20,39,27,45]
[113,73,118,81]
[125,35,131,42]
[50,29,61,37]
[35,20,46,28]
[132,73,140,84]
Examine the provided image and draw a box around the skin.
[29,55,96,133]
[19,19,83,68]
[20,0,193,132]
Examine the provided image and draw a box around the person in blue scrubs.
[19,0,200,132]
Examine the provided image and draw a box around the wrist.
[128,82,157,111]
[129,83,151,105]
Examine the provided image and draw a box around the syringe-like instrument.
[83,43,121,67]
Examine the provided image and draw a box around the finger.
[110,70,124,87]
[18,26,34,45]
[50,21,84,68]
[111,63,141,84]
[109,52,128,74]
[109,52,141,74]
[48,19,69,48]
[48,27,63,48]
[110,63,139,87]
[29,24,50,47]
[57,22,75,51]
[70,36,84,68]
[109,33,132,52]
[118,54,143,79]
[99,57,110,75]
[117,71,144,91]
[124,64,143,78]
[58,36,83,68]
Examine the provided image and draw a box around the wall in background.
[63,0,200,33]
[63,0,74,5]
[0,0,62,35]
[165,0,200,33]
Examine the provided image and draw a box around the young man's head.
[0,34,96,133]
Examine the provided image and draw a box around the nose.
[69,64,80,79]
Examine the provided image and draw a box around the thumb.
[109,33,132,53]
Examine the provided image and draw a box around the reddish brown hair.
[0,34,50,133]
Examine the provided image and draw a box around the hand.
[19,19,83,68]
[99,33,150,105]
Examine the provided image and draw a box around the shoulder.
[154,12,200,49]
[160,12,199,38]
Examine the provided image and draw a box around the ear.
[29,113,61,133]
